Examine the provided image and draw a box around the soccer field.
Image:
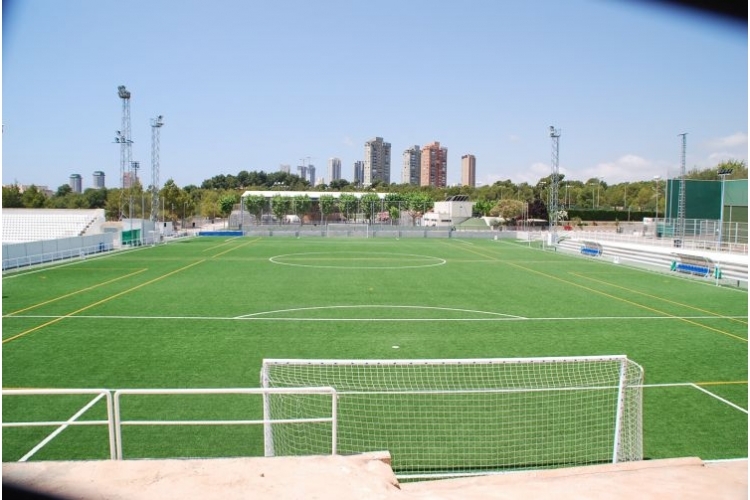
[2,236,747,468]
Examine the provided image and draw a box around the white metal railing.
[2,389,116,460]
[2,241,115,272]
[2,387,338,461]
[570,229,748,255]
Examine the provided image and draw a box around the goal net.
[325,223,370,238]
[260,356,644,479]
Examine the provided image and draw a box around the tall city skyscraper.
[93,171,106,189]
[69,173,83,193]
[364,137,391,186]
[308,165,316,186]
[353,161,364,185]
[297,165,308,182]
[279,164,291,174]
[328,157,342,183]
[420,141,448,188]
[402,145,421,185]
[461,154,476,187]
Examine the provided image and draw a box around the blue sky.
[2,0,747,191]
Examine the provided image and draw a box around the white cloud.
[508,134,521,143]
[708,132,748,149]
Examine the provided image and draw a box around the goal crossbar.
[260,356,644,478]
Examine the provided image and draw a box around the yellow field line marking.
[200,237,262,256]
[570,272,748,326]
[208,238,262,258]
[449,243,748,343]
[2,260,207,345]
[201,237,245,252]
[4,269,149,317]
[510,263,748,343]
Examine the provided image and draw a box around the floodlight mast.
[676,133,687,243]
[115,86,133,220]
[549,126,561,242]
[151,115,164,222]
[717,167,733,251]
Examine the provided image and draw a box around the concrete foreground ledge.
[3,454,747,500]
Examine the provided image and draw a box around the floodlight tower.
[150,115,164,222]
[717,166,733,250]
[549,126,561,242]
[676,133,687,242]
[114,86,134,220]
[116,86,133,189]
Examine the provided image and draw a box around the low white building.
[422,195,474,227]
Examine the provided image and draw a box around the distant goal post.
[260,356,644,479]
[325,223,370,238]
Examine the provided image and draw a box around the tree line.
[3,160,745,224]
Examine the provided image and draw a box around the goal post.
[325,223,370,238]
[260,356,644,479]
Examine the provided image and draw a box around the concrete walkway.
[3,455,747,500]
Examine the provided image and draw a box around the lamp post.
[717,167,733,250]
[591,181,596,209]
[653,175,661,239]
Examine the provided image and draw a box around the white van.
[284,214,301,224]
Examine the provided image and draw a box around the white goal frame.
[261,356,644,478]
[325,223,370,238]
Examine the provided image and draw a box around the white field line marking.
[19,392,107,462]
[4,314,747,322]
[236,305,525,319]
[690,383,748,414]
[268,251,447,269]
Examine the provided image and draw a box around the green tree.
[55,184,73,198]
[160,179,184,222]
[490,199,525,221]
[319,194,336,223]
[2,184,24,208]
[405,192,433,225]
[84,188,108,209]
[686,160,748,180]
[338,193,358,221]
[473,199,494,216]
[388,205,400,224]
[105,188,122,219]
[201,190,219,222]
[329,179,350,190]
[360,193,381,222]
[291,194,311,222]
[244,194,265,224]
[218,193,238,225]
[22,185,48,208]
[270,194,291,222]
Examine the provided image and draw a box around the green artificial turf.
[3,236,747,466]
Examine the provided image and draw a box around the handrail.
[2,387,338,461]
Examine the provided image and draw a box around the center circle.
[269,252,447,269]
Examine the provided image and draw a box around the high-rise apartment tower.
[420,141,448,188]
[402,146,421,185]
[461,154,476,188]
[364,137,391,186]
